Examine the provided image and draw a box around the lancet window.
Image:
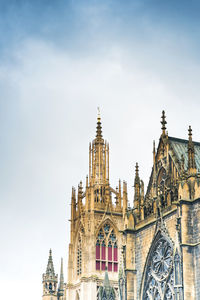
[77,235,82,276]
[96,223,118,272]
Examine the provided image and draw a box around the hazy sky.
[1,1,200,299]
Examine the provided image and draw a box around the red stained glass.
[96,261,100,270]
[102,245,106,260]
[108,246,112,261]
[102,262,106,270]
[96,245,100,259]
[114,263,118,272]
[114,247,118,261]
[108,262,112,272]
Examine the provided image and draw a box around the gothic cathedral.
[42,111,200,300]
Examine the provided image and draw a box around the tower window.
[95,223,118,272]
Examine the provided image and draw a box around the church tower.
[66,110,126,300]
[42,249,58,300]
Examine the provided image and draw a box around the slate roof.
[169,136,200,172]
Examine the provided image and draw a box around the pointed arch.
[75,220,85,237]
[140,230,175,300]
[95,218,119,273]
[95,217,119,237]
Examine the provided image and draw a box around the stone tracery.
[142,233,175,300]
[96,222,118,272]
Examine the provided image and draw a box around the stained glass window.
[95,222,118,272]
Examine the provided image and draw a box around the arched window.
[141,232,175,300]
[96,222,118,272]
[77,235,82,276]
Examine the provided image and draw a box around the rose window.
[142,235,175,300]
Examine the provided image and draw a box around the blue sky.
[1,1,200,300]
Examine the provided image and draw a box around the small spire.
[58,258,64,293]
[96,107,103,140]
[42,249,58,295]
[46,249,55,276]
[161,110,167,135]
[188,125,196,174]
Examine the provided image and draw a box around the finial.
[135,162,139,177]
[188,125,192,141]
[96,107,103,140]
[97,106,100,120]
[153,140,155,153]
[161,110,167,135]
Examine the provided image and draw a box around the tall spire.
[89,109,109,185]
[161,110,167,136]
[96,107,103,141]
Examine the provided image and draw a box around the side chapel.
[42,111,200,300]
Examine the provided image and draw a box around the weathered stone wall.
[190,201,200,299]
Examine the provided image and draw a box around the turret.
[42,249,58,300]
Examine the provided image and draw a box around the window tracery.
[142,234,175,300]
[96,222,118,272]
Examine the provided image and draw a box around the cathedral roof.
[168,136,200,172]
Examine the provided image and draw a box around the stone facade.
[42,110,200,300]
